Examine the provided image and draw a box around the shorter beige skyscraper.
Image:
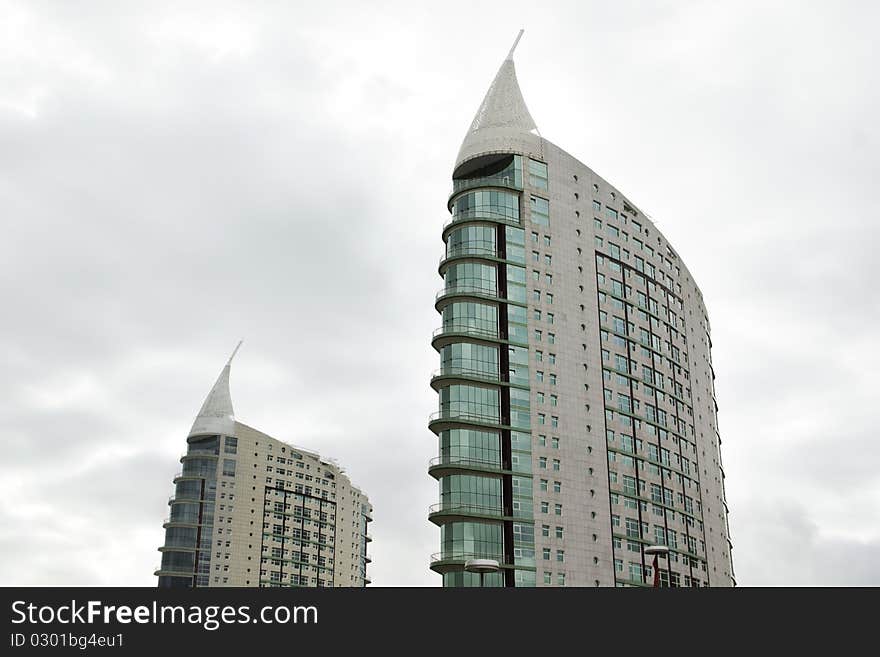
[156,344,372,588]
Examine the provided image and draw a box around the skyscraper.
[428,32,734,587]
[156,344,372,588]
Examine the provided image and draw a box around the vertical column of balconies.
[429,154,535,587]
[156,435,220,588]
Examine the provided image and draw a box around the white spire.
[506,29,524,61]
[189,341,242,438]
[455,30,541,171]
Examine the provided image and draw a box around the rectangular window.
[531,196,550,226]
[529,159,548,189]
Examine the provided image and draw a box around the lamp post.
[643,545,669,588]
[464,558,501,588]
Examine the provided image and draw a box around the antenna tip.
[506,29,525,61]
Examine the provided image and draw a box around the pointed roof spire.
[189,341,242,438]
[455,30,541,172]
[506,29,524,61]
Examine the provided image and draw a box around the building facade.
[156,345,372,588]
[429,33,734,587]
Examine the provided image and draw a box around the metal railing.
[154,565,193,576]
[430,551,510,565]
[450,173,521,196]
[428,409,502,426]
[441,241,497,265]
[443,211,521,233]
[431,366,500,383]
[428,455,503,471]
[428,502,503,518]
[436,285,500,302]
[432,324,499,340]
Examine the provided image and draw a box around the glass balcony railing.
[428,455,503,471]
[432,324,499,341]
[431,366,500,384]
[430,551,510,565]
[154,565,194,576]
[441,241,497,265]
[450,173,522,197]
[436,285,500,303]
[428,409,502,427]
[428,502,504,519]
[168,494,202,505]
[443,211,521,232]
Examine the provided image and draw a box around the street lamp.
[464,558,500,588]
[643,545,669,588]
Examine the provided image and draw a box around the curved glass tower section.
[430,32,734,587]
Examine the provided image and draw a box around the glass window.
[529,159,548,189]
[530,196,550,226]
[452,189,520,222]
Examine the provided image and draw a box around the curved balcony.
[435,284,502,310]
[442,211,521,235]
[428,409,507,434]
[431,323,502,351]
[168,494,203,505]
[439,243,498,271]
[179,452,218,463]
[172,471,206,483]
[429,502,505,525]
[448,172,522,204]
[162,515,201,528]
[158,544,197,553]
[153,565,194,578]
[428,455,505,479]
[430,551,511,574]
[430,366,501,390]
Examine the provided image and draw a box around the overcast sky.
[1,0,877,587]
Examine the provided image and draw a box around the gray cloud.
[1,0,878,586]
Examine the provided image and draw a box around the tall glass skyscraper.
[429,33,734,587]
